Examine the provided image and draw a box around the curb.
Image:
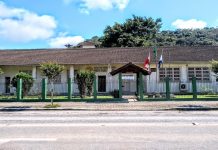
[1,107,218,111]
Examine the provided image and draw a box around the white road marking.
[0,138,57,144]
[0,123,218,127]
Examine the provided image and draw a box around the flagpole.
[161,49,164,93]
[155,47,158,93]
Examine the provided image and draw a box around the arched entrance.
[110,62,150,100]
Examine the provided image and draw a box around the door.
[122,75,135,95]
[122,79,131,94]
[5,77,11,93]
[98,76,106,92]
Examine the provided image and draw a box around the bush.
[76,71,88,98]
[76,70,95,98]
[11,72,34,97]
[86,71,95,96]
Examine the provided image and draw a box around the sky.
[0,0,218,49]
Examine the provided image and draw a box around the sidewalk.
[0,101,218,111]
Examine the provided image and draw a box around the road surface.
[0,110,218,150]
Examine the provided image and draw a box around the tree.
[86,71,95,96]
[76,70,95,98]
[0,68,3,75]
[86,36,102,48]
[211,60,218,75]
[76,71,88,98]
[11,72,34,97]
[40,62,65,105]
[101,15,162,47]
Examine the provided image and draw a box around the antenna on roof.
[65,43,73,48]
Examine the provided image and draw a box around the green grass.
[143,94,218,100]
[44,104,61,108]
[0,95,114,101]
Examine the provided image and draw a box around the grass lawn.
[0,95,114,101]
[143,94,218,100]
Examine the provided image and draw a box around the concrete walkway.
[0,101,218,111]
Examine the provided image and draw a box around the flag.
[158,54,163,69]
[144,52,150,71]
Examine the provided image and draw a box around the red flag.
[144,52,150,71]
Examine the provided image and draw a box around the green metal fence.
[1,76,218,102]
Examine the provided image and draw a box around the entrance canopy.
[110,62,150,76]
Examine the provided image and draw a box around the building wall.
[0,62,216,95]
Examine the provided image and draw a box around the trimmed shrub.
[11,72,34,97]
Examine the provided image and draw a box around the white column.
[180,66,187,82]
[70,65,74,79]
[107,64,112,92]
[32,66,37,79]
[61,70,67,83]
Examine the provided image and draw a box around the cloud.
[0,1,57,42]
[64,0,129,14]
[172,19,207,29]
[48,34,84,48]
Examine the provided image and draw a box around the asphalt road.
[0,110,218,150]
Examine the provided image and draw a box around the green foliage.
[76,71,88,98]
[211,60,218,74]
[86,71,95,96]
[86,36,102,48]
[0,68,3,75]
[40,62,64,105]
[101,15,162,47]
[76,70,95,98]
[44,104,61,108]
[86,15,218,47]
[11,72,34,97]
[40,62,65,81]
[156,28,218,46]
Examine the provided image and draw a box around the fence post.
[136,73,139,96]
[93,75,97,100]
[165,77,170,100]
[192,76,197,100]
[119,73,122,99]
[42,78,47,100]
[139,72,144,101]
[17,78,22,100]
[68,78,72,100]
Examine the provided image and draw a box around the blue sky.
[0,0,218,49]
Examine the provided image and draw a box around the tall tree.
[101,15,162,47]
[40,62,65,105]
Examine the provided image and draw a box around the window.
[188,67,210,81]
[98,76,106,92]
[159,68,180,81]
[53,74,61,84]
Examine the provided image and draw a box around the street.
[0,110,218,150]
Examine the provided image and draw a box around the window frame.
[159,68,180,82]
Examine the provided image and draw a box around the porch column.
[70,65,74,79]
[136,73,139,96]
[32,66,37,79]
[180,66,187,82]
[107,64,112,92]
[119,73,122,99]
[139,72,144,101]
